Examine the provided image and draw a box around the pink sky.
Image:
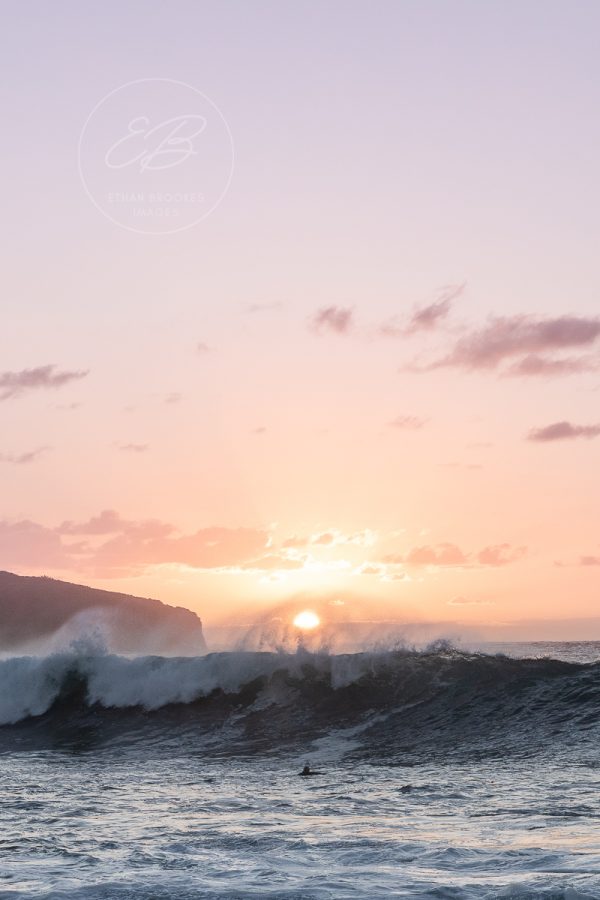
[2,1,600,632]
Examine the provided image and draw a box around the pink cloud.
[282,535,310,549]
[383,542,526,568]
[0,520,71,569]
[429,314,600,375]
[310,306,354,335]
[117,443,149,453]
[0,447,49,465]
[447,595,493,606]
[1,515,271,577]
[0,365,88,401]
[57,510,174,539]
[476,544,526,566]
[87,526,269,574]
[406,543,468,566]
[312,531,336,546]
[528,421,600,442]
[389,415,427,430]
[381,283,464,337]
[580,555,600,566]
[506,354,598,377]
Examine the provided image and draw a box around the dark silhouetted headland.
[0,571,206,655]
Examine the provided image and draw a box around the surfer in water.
[299,762,323,776]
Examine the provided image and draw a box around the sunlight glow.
[293,610,321,630]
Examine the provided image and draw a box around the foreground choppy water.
[1,642,600,898]
[2,753,600,899]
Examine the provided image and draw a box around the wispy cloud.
[389,415,427,430]
[424,314,600,376]
[117,443,149,453]
[58,510,174,538]
[580,555,600,566]
[507,354,598,377]
[383,542,526,568]
[476,544,527,566]
[243,302,283,314]
[382,283,464,337]
[447,595,493,606]
[0,365,88,401]
[0,447,50,465]
[310,306,354,335]
[527,421,600,442]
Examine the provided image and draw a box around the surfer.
[299,762,323,776]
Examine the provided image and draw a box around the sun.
[293,610,321,630]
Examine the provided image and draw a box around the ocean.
[1,642,599,899]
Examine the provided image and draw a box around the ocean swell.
[1,646,599,758]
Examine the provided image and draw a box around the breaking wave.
[1,644,599,758]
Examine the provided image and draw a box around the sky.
[2,1,600,633]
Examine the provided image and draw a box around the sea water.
[1,643,599,899]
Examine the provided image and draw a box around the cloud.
[243,302,283,314]
[382,542,526,568]
[389,415,427,430]
[238,554,305,572]
[309,529,377,547]
[405,543,468,566]
[476,544,526,566]
[20,512,271,577]
[310,306,354,335]
[447,595,493,606]
[0,447,49,465]
[87,526,270,575]
[506,354,598,377]
[580,555,600,566]
[381,283,464,337]
[427,314,600,375]
[0,365,88,401]
[58,510,176,539]
[312,531,336,546]
[0,520,71,569]
[117,443,149,453]
[356,563,385,576]
[282,535,309,549]
[527,421,600,442]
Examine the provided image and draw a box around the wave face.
[1,646,599,758]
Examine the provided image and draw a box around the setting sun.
[292,610,321,630]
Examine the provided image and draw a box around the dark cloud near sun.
[0,365,88,401]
